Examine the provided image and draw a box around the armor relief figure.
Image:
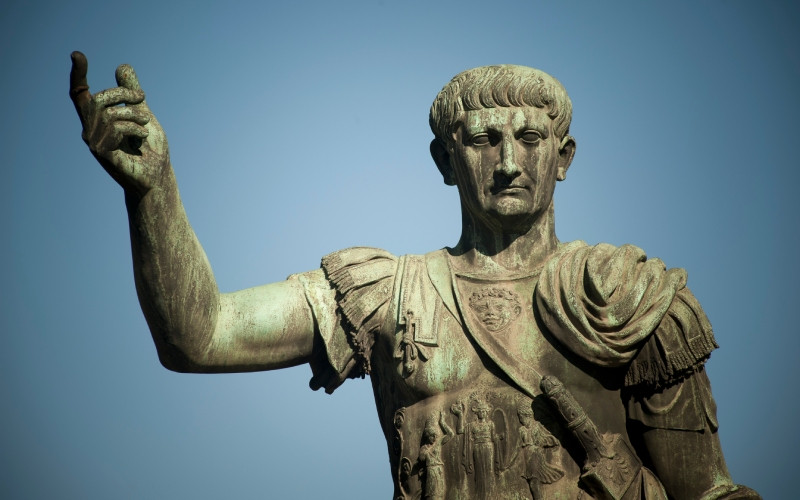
[417,412,455,500]
[450,397,503,499]
[69,50,761,500]
[468,287,522,332]
[508,402,564,499]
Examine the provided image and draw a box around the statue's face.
[449,106,569,232]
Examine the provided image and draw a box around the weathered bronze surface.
[70,52,761,499]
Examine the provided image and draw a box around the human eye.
[520,130,541,145]
[469,133,490,147]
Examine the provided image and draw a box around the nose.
[497,135,520,177]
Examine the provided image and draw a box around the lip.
[491,185,528,195]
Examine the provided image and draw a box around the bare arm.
[439,411,455,445]
[70,52,314,372]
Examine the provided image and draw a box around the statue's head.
[429,65,576,234]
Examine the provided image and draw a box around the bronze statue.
[69,51,761,499]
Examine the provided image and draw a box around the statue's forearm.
[124,167,218,371]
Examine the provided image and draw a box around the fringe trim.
[322,248,397,377]
[624,315,719,391]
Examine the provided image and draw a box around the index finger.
[93,87,145,108]
[70,51,91,125]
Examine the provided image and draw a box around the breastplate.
[370,253,647,500]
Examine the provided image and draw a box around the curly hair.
[468,287,521,309]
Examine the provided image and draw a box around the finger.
[70,51,91,125]
[105,105,150,126]
[96,122,148,153]
[113,121,149,140]
[115,64,142,91]
[93,87,145,109]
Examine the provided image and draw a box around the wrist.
[124,165,178,213]
[124,159,176,200]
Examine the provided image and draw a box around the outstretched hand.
[70,51,170,196]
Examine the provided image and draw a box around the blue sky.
[2,1,798,498]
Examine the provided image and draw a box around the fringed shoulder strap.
[321,247,398,377]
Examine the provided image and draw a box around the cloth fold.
[535,241,717,389]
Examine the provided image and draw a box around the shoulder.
[536,241,716,387]
[320,247,400,327]
[321,247,448,300]
[320,247,400,372]
[540,241,689,304]
[542,240,685,281]
[320,246,400,320]
[322,247,399,282]
[299,247,400,392]
[537,241,688,333]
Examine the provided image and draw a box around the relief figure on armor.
[506,402,564,499]
[69,50,761,499]
[417,412,455,500]
[468,287,522,332]
[451,398,502,499]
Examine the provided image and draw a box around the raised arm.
[70,52,315,373]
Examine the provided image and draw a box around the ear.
[430,138,456,186]
[556,135,576,181]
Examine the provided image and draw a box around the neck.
[450,203,558,276]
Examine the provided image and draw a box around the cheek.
[529,149,557,181]
[461,149,486,186]
[478,152,491,187]
[513,147,532,172]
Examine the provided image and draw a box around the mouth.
[490,184,528,195]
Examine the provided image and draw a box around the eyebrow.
[520,122,548,134]
[462,110,551,135]
[464,121,550,138]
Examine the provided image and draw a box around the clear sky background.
[2,1,798,498]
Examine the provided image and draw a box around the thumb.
[115,64,142,92]
[69,51,91,125]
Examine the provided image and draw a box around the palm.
[105,110,169,193]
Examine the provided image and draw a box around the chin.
[485,210,537,234]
